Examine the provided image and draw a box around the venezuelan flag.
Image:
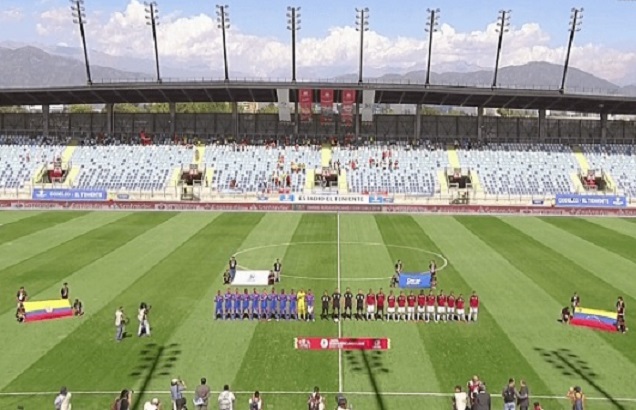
[23,299,73,323]
[571,307,617,332]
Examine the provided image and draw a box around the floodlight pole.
[560,7,583,94]
[492,10,510,88]
[355,8,370,84]
[217,5,230,82]
[424,8,439,87]
[287,6,301,82]
[145,2,162,83]
[71,0,92,85]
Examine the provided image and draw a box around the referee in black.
[355,289,365,321]
[321,291,331,320]
[343,288,353,320]
[332,289,342,321]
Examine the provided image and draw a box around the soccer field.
[0,211,635,410]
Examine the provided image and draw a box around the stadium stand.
[0,135,67,189]
[456,143,579,196]
[332,146,448,195]
[203,145,321,193]
[581,144,636,197]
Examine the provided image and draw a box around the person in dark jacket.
[517,380,530,410]
[473,384,491,410]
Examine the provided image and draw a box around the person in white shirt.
[217,385,235,410]
[307,387,325,410]
[138,303,151,337]
[54,387,72,410]
[115,307,126,342]
[143,398,160,410]
[453,385,468,410]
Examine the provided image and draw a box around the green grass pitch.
[0,211,635,410]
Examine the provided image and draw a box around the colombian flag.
[23,299,73,323]
[571,307,617,332]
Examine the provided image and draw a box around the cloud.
[33,0,636,83]
[0,7,24,22]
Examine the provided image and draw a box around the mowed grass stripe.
[543,218,636,266]
[340,214,442,398]
[0,212,211,394]
[234,214,339,400]
[0,211,88,245]
[0,211,43,224]
[404,216,554,403]
[502,217,636,303]
[0,211,131,272]
[451,216,636,402]
[585,217,636,241]
[165,213,303,394]
[0,212,175,314]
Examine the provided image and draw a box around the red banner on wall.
[341,89,355,126]
[294,337,391,351]
[320,89,334,125]
[299,89,313,122]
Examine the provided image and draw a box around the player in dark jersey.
[617,296,626,320]
[395,259,403,274]
[273,258,282,283]
[343,288,353,320]
[229,256,238,282]
[332,289,342,321]
[571,292,580,313]
[376,288,386,321]
[321,291,331,320]
[355,289,365,320]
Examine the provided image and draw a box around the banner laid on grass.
[32,189,108,201]
[294,337,390,351]
[232,270,270,286]
[398,273,432,289]
[555,194,627,208]
[570,307,617,332]
[23,299,73,322]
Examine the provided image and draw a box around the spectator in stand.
[453,385,468,410]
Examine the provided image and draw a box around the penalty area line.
[0,391,635,402]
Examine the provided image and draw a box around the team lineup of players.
[214,287,480,322]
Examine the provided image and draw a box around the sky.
[1,0,636,83]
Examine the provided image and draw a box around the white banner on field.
[232,270,269,286]
[296,194,367,204]
[277,89,292,122]
[361,90,375,123]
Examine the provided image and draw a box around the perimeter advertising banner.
[320,89,334,125]
[341,89,355,126]
[554,194,627,208]
[295,194,366,204]
[299,89,313,122]
[294,337,391,351]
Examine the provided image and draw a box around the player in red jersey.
[447,291,456,321]
[456,293,466,321]
[387,290,397,321]
[397,291,407,321]
[425,290,436,323]
[436,290,447,322]
[406,291,417,321]
[469,291,479,322]
[365,289,376,321]
[376,288,386,321]
[417,290,427,321]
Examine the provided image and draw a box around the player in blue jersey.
[250,288,259,320]
[223,289,233,320]
[289,288,297,320]
[306,289,315,321]
[241,289,250,320]
[279,289,288,320]
[259,290,268,320]
[233,289,242,320]
[214,290,224,320]
[268,288,278,321]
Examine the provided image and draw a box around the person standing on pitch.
[502,378,516,410]
[217,385,235,410]
[60,283,70,300]
[273,258,282,283]
[115,307,126,342]
[306,289,315,322]
[228,256,238,282]
[138,303,151,337]
[517,380,530,410]
[193,377,210,410]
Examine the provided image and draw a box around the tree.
[147,102,236,113]
[496,108,531,118]
[68,104,94,113]
[113,103,144,113]
[257,103,278,114]
[0,106,27,113]
[421,106,441,116]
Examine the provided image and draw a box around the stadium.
[1,1,635,410]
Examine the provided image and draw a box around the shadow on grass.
[534,347,625,410]
[344,350,389,410]
[130,342,181,410]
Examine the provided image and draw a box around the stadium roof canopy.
[0,81,635,114]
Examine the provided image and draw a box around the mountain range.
[0,44,635,97]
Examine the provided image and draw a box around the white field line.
[336,212,343,393]
[1,390,635,402]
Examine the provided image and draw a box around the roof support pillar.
[106,103,114,136]
[169,102,176,138]
[414,104,422,142]
[232,102,239,139]
[600,112,608,143]
[538,109,547,142]
[477,106,484,141]
[42,104,50,138]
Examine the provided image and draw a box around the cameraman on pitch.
[170,378,187,410]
